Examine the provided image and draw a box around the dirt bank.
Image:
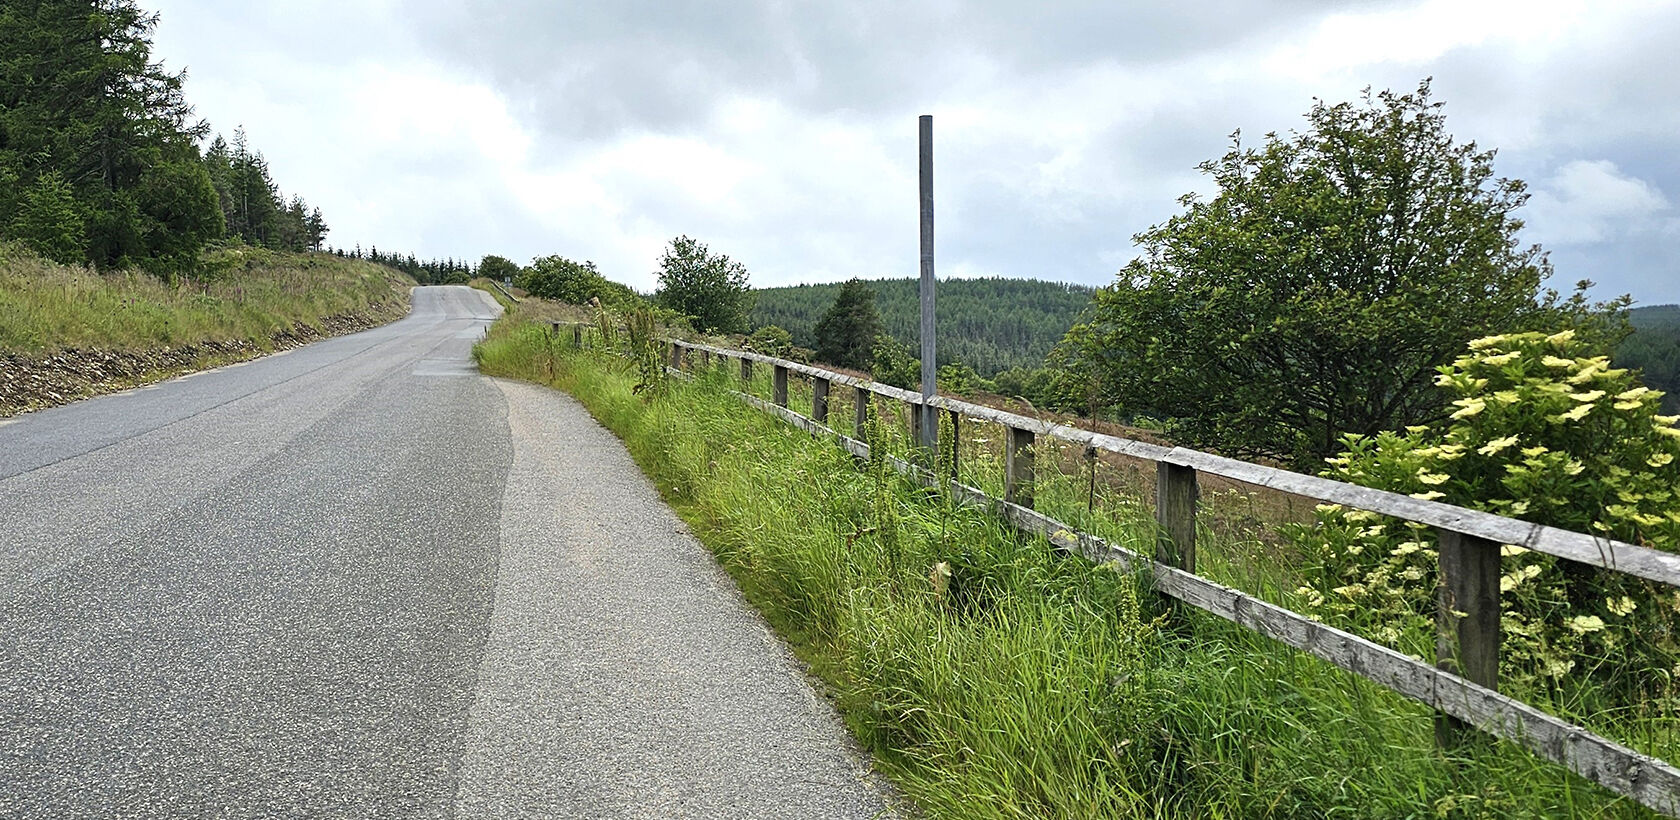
[1,307,404,418]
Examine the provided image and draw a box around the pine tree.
[813,278,884,370]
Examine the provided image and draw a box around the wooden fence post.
[813,377,831,424]
[1155,462,1198,571]
[1005,425,1034,508]
[669,342,683,371]
[946,408,961,480]
[572,325,582,347]
[740,357,752,387]
[854,386,869,439]
[1435,530,1501,746]
[773,364,789,407]
[910,400,923,456]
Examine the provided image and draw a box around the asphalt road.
[0,286,894,818]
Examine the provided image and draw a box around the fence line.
[550,322,1680,816]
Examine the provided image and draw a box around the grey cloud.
[402,0,1407,142]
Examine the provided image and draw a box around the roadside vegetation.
[0,243,412,415]
[474,306,1658,818]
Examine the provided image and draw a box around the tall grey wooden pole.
[918,114,937,454]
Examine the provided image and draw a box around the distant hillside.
[752,277,1095,375]
[1630,304,1680,330]
[1618,303,1680,413]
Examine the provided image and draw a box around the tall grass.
[476,314,1658,819]
[0,242,411,353]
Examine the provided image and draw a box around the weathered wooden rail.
[555,321,1680,816]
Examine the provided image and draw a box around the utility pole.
[918,114,937,455]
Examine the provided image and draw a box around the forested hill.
[1619,303,1680,413]
[752,277,1094,374]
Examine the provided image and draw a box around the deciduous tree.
[1059,81,1621,468]
[654,236,752,334]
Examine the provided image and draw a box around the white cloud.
[1525,160,1671,246]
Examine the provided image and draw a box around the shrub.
[1290,330,1680,701]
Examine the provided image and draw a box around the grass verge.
[1,242,413,415]
[476,310,1659,819]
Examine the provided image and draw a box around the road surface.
[0,286,895,818]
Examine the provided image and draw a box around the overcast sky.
[147,0,1678,305]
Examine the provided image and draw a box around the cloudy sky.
[147,0,1678,305]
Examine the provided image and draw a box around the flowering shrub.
[1289,330,1680,699]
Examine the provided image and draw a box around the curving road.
[0,286,895,818]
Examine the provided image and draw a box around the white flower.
[1567,615,1606,634]
[1477,435,1519,456]
[1451,400,1487,420]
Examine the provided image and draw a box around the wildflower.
[1617,386,1652,401]
[1409,490,1445,501]
[1569,390,1605,402]
[1315,503,1344,513]
[1481,351,1519,366]
[1392,541,1425,556]
[1542,355,1575,368]
[1450,399,1486,419]
[1490,390,1522,405]
[1554,404,1592,422]
[1417,472,1450,486]
[1477,435,1520,456]
[1469,334,1511,349]
[1607,596,1638,617]
[1521,445,1549,457]
[1501,564,1542,592]
[1500,544,1530,557]
[1566,615,1606,634]
[1545,329,1576,345]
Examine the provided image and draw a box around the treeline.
[1619,304,1680,413]
[752,277,1093,375]
[0,0,327,275]
[332,247,478,286]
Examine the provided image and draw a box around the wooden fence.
[555,321,1680,816]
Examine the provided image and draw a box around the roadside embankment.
[0,244,413,416]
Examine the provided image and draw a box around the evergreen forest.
[751,276,1093,375]
[1619,303,1680,413]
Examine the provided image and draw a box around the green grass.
[0,241,412,353]
[476,311,1660,819]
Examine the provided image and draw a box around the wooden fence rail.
[551,323,1680,816]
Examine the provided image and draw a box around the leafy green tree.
[9,171,85,264]
[872,333,919,389]
[746,325,793,356]
[478,254,520,283]
[936,362,993,395]
[813,278,884,370]
[521,255,621,305]
[1059,81,1618,468]
[655,235,752,334]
